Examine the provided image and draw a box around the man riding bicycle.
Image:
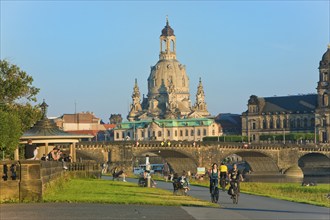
[228,163,243,196]
[219,162,228,190]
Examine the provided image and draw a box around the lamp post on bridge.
[145,154,151,187]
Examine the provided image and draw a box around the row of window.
[115,128,212,139]
[250,117,323,130]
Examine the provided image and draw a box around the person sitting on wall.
[48,147,61,161]
[24,139,39,160]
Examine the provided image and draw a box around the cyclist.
[209,163,220,202]
[219,162,228,190]
[228,163,243,197]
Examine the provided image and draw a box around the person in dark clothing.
[24,139,38,160]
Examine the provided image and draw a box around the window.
[263,119,267,129]
[323,72,328,81]
[276,119,280,128]
[303,118,308,128]
[252,122,256,130]
[191,129,194,136]
[167,130,170,137]
[269,118,274,129]
[152,131,156,138]
[322,93,329,107]
[158,131,162,137]
[197,129,201,136]
[122,132,125,139]
[141,131,145,138]
[212,130,215,135]
[290,119,295,128]
[185,129,189,136]
[180,130,183,137]
[203,129,207,136]
[283,119,287,128]
[116,132,119,139]
[175,130,177,137]
[297,118,301,128]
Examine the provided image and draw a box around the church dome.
[147,59,189,95]
[319,45,330,69]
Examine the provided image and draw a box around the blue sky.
[1,1,329,122]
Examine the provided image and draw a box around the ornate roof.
[319,44,330,69]
[161,17,175,37]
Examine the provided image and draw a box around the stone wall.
[0,160,101,202]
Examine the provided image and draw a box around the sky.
[1,0,329,122]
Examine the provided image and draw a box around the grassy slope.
[43,177,217,207]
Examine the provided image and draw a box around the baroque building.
[242,45,330,143]
[127,18,210,121]
[115,18,220,141]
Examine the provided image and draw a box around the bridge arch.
[298,152,330,176]
[221,151,280,174]
[133,148,198,174]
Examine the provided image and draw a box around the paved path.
[120,177,330,220]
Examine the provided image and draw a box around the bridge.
[71,141,330,177]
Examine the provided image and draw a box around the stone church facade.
[114,18,221,141]
[242,46,330,143]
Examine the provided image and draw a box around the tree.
[0,60,41,158]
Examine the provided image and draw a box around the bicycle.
[220,176,227,191]
[210,179,219,203]
[231,181,239,204]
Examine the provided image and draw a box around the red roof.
[103,124,116,130]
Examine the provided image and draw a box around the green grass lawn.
[43,177,217,207]
[185,178,330,207]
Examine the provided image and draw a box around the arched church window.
[322,93,329,106]
[171,39,175,52]
[323,72,328,81]
[162,40,167,52]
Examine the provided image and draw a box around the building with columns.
[242,45,330,143]
[115,18,221,141]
